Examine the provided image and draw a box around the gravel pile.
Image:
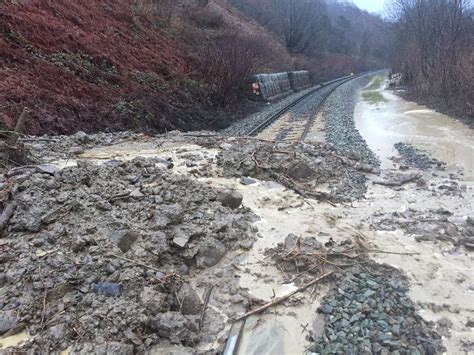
[0,157,256,352]
[394,143,445,170]
[310,265,445,354]
[370,208,474,250]
[216,139,376,201]
[323,76,381,167]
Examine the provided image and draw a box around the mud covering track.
[0,156,256,352]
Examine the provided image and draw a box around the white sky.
[351,0,387,13]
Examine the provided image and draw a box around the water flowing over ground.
[355,88,474,179]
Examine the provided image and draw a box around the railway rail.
[246,72,371,143]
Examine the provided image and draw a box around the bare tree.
[391,0,472,107]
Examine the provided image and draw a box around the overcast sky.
[351,0,387,14]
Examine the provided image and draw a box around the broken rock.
[176,284,202,315]
[70,342,133,355]
[196,238,227,268]
[116,231,140,253]
[0,310,17,335]
[287,161,314,180]
[140,287,168,315]
[149,312,198,345]
[217,190,243,209]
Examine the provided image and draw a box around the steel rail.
[246,72,371,141]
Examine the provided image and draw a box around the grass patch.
[365,75,385,91]
[362,91,387,105]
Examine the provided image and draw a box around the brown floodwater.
[355,90,474,179]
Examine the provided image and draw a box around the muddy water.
[355,89,474,179]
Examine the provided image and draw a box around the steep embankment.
[0,0,198,134]
[0,0,287,135]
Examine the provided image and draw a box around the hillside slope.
[0,0,288,135]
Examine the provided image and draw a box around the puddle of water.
[355,90,474,179]
[0,331,31,349]
[52,141,219,175]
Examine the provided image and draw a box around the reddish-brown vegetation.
[0,0,218,134]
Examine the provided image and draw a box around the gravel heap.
[216,139,377,201]
[0,158,256,352]
[323,76,380,167]
[310,265,445,354]
[370,208,474,250]
[394,143,445,170]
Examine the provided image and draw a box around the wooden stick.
[232,272,333,322]
[199,286,214,331]
[364,249,420,256]
[234,136,277,143]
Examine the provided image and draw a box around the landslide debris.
[394,143,445,170]
[0,133,34,171]
[266,236,445,354]
[370,208,474,250]
[216,139,378,202]
[0,157,257,352]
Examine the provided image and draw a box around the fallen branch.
[199,286,214,331]
[364,249,420,256]
[373,173,420,187]
[19,138,59,143]
[235,136,277,143]
[232,272,333,322]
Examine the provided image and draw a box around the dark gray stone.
[196,239,227,268]
[150,312,196,345]
[240,176,257,185]
[117,231,139,253]
[176,284,202,315]
[139,287,168,315]
[217,190,243,209]
[92,282,122,297]
[0,310,17,335]
[287,161,314,180]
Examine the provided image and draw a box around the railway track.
[246,73,369,143]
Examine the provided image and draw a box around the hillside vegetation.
[0,0,390,135]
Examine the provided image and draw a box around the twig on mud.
[235,136,277,143]
[251,151,262,168]
[373,173,421,187]
[37,264,48,332]
[19,138,59,143]
[283,235,302,260]
[200,286,214,331]
[301,323,309,334]
[109,192,131,201]
[276,263,289,280]
[289,262,323,282]
[110,254,164,273]
[232,272,333,322]
[363,249,420,256]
